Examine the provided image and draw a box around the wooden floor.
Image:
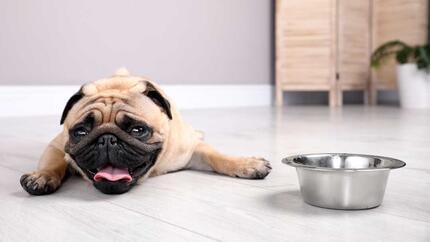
[1,107,429,241]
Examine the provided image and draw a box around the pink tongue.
[94,165,132,182]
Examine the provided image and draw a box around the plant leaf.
[416,46,430,70]
[371,40,410,68]
[396,47,413,64]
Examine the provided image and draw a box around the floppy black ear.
[143,82,172,120]
[60,87,84,125]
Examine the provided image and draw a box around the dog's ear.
[143,82,172,120]
[60,87,84,125]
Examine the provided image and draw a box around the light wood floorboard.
[1,107,429,241]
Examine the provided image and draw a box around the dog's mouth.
[80,160,156,195]
[94,165,132,182]
[84,160,155,184]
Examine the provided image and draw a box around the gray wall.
[0,0,272,85]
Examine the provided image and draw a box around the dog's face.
[62,74,172,194]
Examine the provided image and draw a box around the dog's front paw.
[20,171,61,195]
[233,157,272,179]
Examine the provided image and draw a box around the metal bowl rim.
[282,153,406,171]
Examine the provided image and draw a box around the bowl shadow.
[263,189,373,216]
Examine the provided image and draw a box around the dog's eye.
[73,127,89,137]
[129,126,150,138]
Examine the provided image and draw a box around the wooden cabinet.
[370,0,428,104]
[276,0,427,107]
[276,0,371,107]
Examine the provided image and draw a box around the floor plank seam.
[105,200,221,241]
[368,210,430,224]
[0,162,26,174]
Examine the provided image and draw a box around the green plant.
[371,40,430,70]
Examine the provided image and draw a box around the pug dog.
[20,69,272,195]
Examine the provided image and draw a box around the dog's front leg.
[20,133,68,195]
[187,142,272,179]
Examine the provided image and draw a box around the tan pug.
[20,69,271,195]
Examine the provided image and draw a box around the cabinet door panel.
[338,0,371,88]
[276,0,334,88]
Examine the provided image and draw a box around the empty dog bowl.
[282,153,406,210]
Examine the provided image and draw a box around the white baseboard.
[0,84,273,117]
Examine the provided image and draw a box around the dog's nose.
[97,134,118,146]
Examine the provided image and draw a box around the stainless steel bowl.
[282,153,406,210]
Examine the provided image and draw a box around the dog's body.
[20,69,271,195]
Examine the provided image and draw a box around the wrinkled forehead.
[72,96,166,129]
[66,78,168,132]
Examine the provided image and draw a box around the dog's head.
[62,69,172,194]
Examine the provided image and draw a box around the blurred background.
[0,0,428,115]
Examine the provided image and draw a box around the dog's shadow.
[13,176,117,201]
[13,170,213,201]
